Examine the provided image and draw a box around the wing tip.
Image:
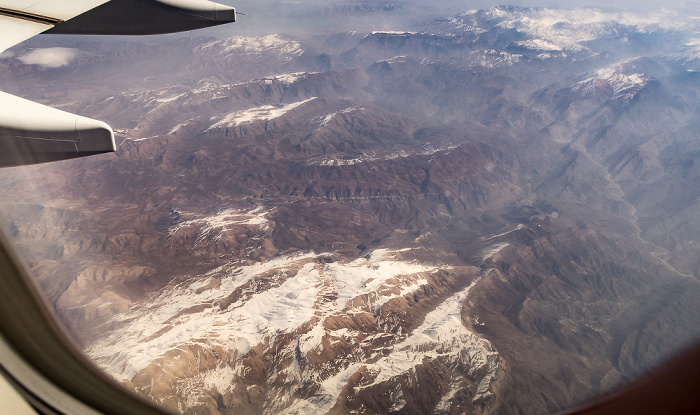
[0,93,116,167]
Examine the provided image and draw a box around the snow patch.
[482,224,524,240]
[312,143,459,167]
[573,61,650,101]
[154,93,184,104]
[207,97,317,130]
[685,38,700,55]
[200,34,304,58]
[451,7,696,53]
[446,14,488,35]
[282,363,363,415]
[260,72,318,85]
[168,206,271,245]
[497,8,692,51]
[87,248,442,391]
[514,38,563,51]
[370,31,419,36]
[169,118,195,135]
[317,106,363,128]
[323,249,438,311]
[191,81,226,94]
[298,324,326,354]
[355,274,499,401]
[480,242,510,263]
[467,49,522,69]
[87,251,318,381]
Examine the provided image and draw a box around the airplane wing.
[0,0,236,167]
[0,2,237,413]
[0,0,114,167]
[0,1,110,53]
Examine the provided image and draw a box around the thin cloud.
[19,47,79,68]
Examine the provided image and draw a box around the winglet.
[47,0,237,35]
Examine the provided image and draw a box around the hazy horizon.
[203,0,700,38]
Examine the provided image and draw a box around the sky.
[6,0,699,57]
[203,0,700,37]
[219,0,700,14]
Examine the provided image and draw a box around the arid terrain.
[1,4,699,414]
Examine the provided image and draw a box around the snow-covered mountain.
[1,4,700,415]
[572,61,651,101]
[444,6,699,55]
[87,247,499,413]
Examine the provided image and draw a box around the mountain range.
[0,5,699,414]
